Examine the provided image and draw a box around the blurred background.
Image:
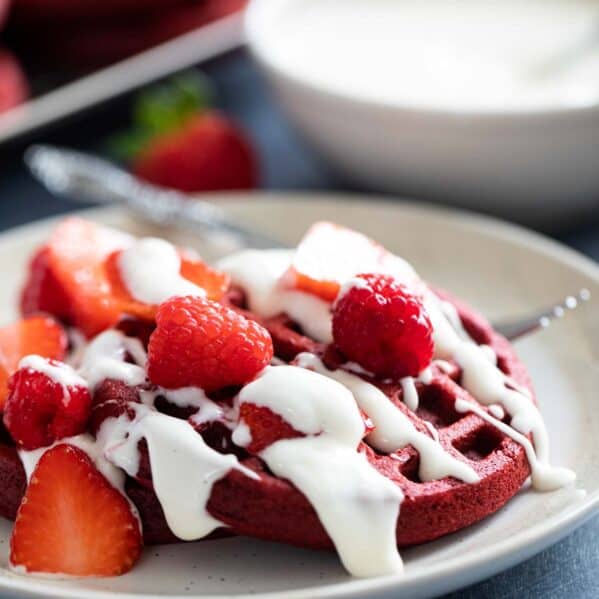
[1,0,599,259]
[0,1,599,597]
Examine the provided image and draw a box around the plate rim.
[0,192,597,599]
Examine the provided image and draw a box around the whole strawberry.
[332,274,434,379]
[148,295,273,392]
[133,112,257,192]
[109,73,258,193]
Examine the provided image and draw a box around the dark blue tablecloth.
[0,49,598,599]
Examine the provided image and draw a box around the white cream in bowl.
[247,0,599,226]
[259,0,599,112]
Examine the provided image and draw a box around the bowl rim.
[245,0,599,122]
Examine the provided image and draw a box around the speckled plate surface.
[0,194,597,599]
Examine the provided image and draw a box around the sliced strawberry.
[237,403,304,454]
[0,317,68,409]
[179,251,230,300]
[284,222,417,302]
[20,247,72,321]
[45,218,133,337]
[103,251,156,323]
[104,248,230,322]
[26,217,231,338]
[10,444,142,576]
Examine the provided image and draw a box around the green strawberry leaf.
[105,70,214,162]
[133,71,213,134]
[104,129,155,163]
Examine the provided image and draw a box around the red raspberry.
[3,360,92,450]
[332,274,434,379]
[148,296,273,392]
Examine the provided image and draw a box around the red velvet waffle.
[0,288,532,550]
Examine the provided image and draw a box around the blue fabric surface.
[0,49,597,598]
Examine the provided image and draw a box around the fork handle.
[26,145,286,251]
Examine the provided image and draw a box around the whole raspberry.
[148,296,273,392]
[332,274,434,379]
[3,360,92,450]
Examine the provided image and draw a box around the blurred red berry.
[0,50,28,115]
[133,112,258,193]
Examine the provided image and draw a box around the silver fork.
[24,144,592,342]
[492,289,591,340]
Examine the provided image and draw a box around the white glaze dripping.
[400,366,433,411]
[295,353,478,484]
[218,249,333,343]
[455,399,575,491]
[233,365,403,577]
[79,330,147,390]
[161,387,226,428]
[19,433,125,492]
[400,377,419,412]
[18,355,88,389]
[100,405,257,540]
[425,292,575,490]
[118,238,205,305]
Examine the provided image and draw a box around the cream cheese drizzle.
[400,366,433,411]
[233,365,403,577]
[99,405,257,541]
[218,249,333,343]
[455,399,575,491]
[295,353,478,484]
[19,433,125,492]
[221,245,574,493]
[18,355,89,390]
[78,330,147,390]
[426,292,575,489]
[118,237,205,305]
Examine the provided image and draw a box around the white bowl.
[245,0,599,228]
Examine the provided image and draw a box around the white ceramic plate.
[0,193,597,599]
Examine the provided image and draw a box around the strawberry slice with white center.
[284,222,418,302]
[10,444,142,577]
